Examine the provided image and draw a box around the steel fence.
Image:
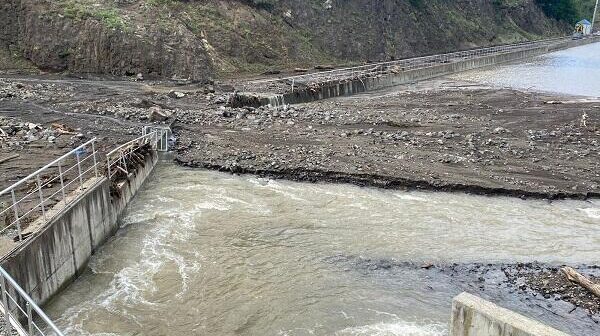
[142,126,170,152]
[0,139,98,243]
[0,266,64,336]
[0,127,172,336]
[250,36,572,87]
[106,132,158,180]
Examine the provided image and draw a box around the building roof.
[577,19,591,25]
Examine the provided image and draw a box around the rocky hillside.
[0,0,573,81]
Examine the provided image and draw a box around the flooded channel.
[45,165,600,335]
[454,42,600,97]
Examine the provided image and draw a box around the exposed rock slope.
[0,0,569,80]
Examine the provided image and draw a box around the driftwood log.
[560,267,600,298]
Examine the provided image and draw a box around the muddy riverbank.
[1,74,599,332]
[174,80,600,200]
[1,74,599,200]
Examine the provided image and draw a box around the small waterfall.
[268,94,286,110]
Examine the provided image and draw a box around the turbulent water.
[454,42,600,97]
[44,165,600,335]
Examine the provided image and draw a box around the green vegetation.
[59,0,127,30]
[535,0,596,24]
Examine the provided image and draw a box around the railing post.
[164,130,169,152]
[10,190,22,242]
[121,152,128,174]
[92,141,98,178]
[0,276,11,334]
[107,156,111,179]
[76,151,84,189]
[26,302,33,336]
[58,161,66,202]
[36,174,47,222]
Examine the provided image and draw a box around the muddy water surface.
[454,42,600,97]
[45,165,600,335]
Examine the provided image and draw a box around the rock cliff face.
[0,0,568,80]
[0,0,214,80]
[280,0,567,60]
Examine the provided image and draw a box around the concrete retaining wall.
[451,292,570,336]
[0,151,158,306]
[242,37,600,107]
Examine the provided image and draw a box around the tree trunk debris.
[560,267,600,298]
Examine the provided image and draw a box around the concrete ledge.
[451,292,570,336]
[233,36,600,107]
[0,151,158,306]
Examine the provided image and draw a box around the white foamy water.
[44,165,600,335]
[336,321,446,336]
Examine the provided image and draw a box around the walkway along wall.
[0,151,158,306]
[245,36,600,107]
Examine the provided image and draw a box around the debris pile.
[0,117,82,148]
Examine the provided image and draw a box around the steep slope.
[0,0,572,80]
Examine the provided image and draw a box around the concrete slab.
[451,292,571,336]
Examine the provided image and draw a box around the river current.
[44,165,600,335]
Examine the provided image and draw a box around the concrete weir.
[451,292,570,336]
[0,151,158,306]
[232,36,600,107]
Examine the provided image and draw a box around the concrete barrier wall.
[0,152,158,306]
[251,37,600,106]
[451,292,570,336]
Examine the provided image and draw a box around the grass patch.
[59,1,127,30]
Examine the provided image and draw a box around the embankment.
[233,36,600,107]
[0,151,158,306]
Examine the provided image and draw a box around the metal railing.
[0,126,172,336]
[0,266,63,336]
[249,36,573,87]
[0,139,99,243]
[106,132,158,180]
[142,126,170,152]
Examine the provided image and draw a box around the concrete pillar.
[451,292,570,336]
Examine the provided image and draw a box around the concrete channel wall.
[451,292,570,336]
[0,152,158,306]
[247,36,600,107]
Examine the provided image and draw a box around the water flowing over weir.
[42,165,600,336]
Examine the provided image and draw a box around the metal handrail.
[0,138,99,243]
[106,131,158,180]
[248,35,572,86]
[0,128,171,335]
[0,139,96,196]
[0,266,64,335]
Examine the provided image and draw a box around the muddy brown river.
[43,164,600,335]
